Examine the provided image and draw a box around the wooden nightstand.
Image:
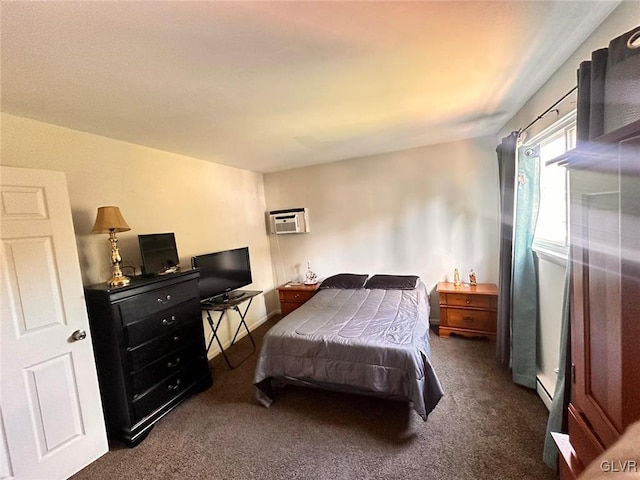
[277,283,319,317]
[436,282,498,340]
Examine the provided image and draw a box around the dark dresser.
[84,270,212,447]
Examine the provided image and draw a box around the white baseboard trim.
[537,377,553,411]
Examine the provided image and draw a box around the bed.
[253,274,444,420]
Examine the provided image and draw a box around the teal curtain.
[543,258,571,468]
[511,145,540,389]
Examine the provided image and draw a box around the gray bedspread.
[253,282,444,419]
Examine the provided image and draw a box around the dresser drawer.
[445,308,495,332]
[128,319,203,372]
[445,293,493,309]
[125,299,201,347]
[279,288,316,303]
[132,366,202,422]
[131,342,205,396]
[119,280,198,324]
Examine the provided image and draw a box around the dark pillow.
[319,273,369,289]
[364,274,420,290]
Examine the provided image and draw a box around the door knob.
[71,329,87,341]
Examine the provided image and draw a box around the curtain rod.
[517,85,577,138]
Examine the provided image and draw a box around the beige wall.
[0,112,278,355]
[498,1,639,406]
[264,135,500,318]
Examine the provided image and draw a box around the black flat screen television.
[138,233,180,275]
[191,247,252,303]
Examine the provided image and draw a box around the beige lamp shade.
[91,206,131,234]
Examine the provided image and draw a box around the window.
[525,111,576,261]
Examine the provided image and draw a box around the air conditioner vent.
[268,208,309,235]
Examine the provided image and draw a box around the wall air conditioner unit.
[268,208,309,235]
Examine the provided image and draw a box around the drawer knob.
[173,336,180,342]
[167,357,181,368]
[157,295,172,304]
[162,316,176,326]
[466,299,471,304]
[168,379,181,391]
[294,293,299,298]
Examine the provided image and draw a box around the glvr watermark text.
[600,460,638,473]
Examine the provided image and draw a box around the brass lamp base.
[106,229,130,287]
[108,273,130,287]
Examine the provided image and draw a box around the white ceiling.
[1,1,619,173]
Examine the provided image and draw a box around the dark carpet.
[73,318,556,480]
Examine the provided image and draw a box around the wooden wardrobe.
[556,119,640,478]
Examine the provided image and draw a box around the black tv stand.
[199,290,262,369]
[204,290,246,305]
[227,291,246,301]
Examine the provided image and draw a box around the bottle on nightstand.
[453,268,461,287]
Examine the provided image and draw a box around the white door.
[0,166,108,480]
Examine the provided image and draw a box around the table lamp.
[91,206,131,287]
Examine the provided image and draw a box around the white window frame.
[524,111,576,266]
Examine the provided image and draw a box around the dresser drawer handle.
[173,336,180,342]
[162,316,176,326]
[466,299,471,304]
[157,295,172,304]
[294,293,300,298]
[167,357,181,368]
[463,316,474,322]
[168,379,181,391]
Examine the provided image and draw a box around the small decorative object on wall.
[91,206,131,287]
[304,260,318,285]
[469,269,477,285]
[453,268,461,287]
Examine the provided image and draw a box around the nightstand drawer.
[445,293,492,309]
[446,308,495,331]
[279,289,316,303]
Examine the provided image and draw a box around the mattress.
[253,282,443,419]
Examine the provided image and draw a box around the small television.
[191,247,252,303]
[138,233,180,275]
